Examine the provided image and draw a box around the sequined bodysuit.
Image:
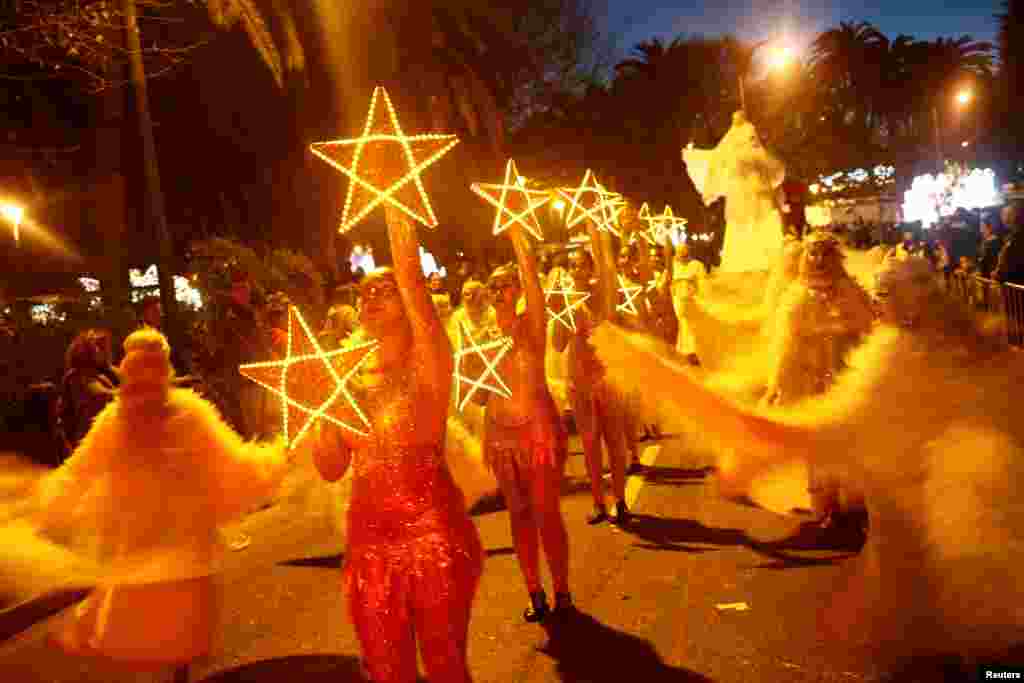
[344,357,483,683]
[486,318,565,468]
[485,315,569,597]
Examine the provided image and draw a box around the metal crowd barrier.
[946,272,1024,347]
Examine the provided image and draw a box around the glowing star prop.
[557,170,621,235]
[453,320,514,412]
[654,206,688,246]
[637,202,653,225]
[310,86,460,233]
[544,272,592,333]
[471,159,551,241]
[616,274,644,316]
[239,306,378,448]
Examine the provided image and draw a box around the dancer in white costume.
[683,111,785,274]
[0,329,289,680]
[670,241,707,364]
[591,256,1024,668]
[761,233,875,537]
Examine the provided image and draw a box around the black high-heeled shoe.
[587,506,608,525]
[524,590,550,623]
[613,500,631,525]
[552,591,575,616]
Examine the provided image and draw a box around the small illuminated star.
[637,202,653,225]
[453,320,514,412]
[239,306,378,448]
[616,274,645,316]
[471,159,551,241]
[544,272,592,333]
[310,86,460,233]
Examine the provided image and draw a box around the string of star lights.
[310,86,460,233]
[453,320,514,412]
[239,306,378,449]
[471,159,551,241]
[544,271,592,333]
[557,170,621,236]
[616,273,644,316]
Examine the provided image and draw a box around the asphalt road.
[0,435,983,682]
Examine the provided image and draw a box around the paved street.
[0,435,925,682]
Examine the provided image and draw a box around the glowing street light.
[1,203,24,244]
[956,90,972,106]
[962,141,970,148]
[767,46,794,71]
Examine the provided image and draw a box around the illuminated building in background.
[128,264,204,309]
[903,166,1002,228]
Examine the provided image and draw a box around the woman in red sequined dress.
[484,223,571,622]
[313,207,482,683]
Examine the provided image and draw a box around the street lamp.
[932,89,975,174]
[737,41,793,112]
[1,202,24,244]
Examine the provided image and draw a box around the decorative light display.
[453,320,514,412]
[350,244,376,274]
[557,170,621,236]
[544,271,592,333]
[128,265,203,309]
[30,304,66,325]
[310,86,460,233]
[174,275,203,310]
[616,274,644,316]
[78,277,100,293]
[810,165,895,199]
[471,159,551,241]
[129,264,160,288]
[903,165,1002,228]
[239,306,378,449]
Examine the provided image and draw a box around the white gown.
[670,259,707,355]
[683,112,786,274]
[591,262,1024,660]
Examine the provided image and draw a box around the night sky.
[607,0,1003,56]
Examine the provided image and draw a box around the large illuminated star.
[616,274,644,316]
[471,159,551,241]
[239,306,378,448]
[544,271,592,333]
[557,170,621,235]
[596,185,625,237]
[310,86,460,233]
[453,320,514,412]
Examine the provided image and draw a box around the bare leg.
[493,456,541,593]
[597,388,628,504]
[530,455,570,594]
[581,433,606,511]
[573,389,606,513]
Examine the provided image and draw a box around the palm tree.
[810,21,888,138]
[997,0,1023,159]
